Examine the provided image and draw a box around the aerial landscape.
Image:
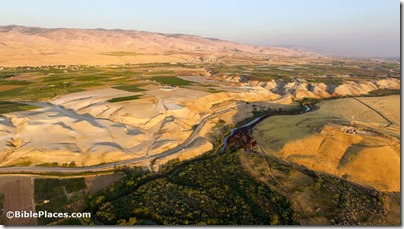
[0,0,400,226]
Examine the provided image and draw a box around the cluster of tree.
[310,174,387,225]
[88,150,299,225]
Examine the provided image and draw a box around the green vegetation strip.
[112,84,145,92]
[207,88,225,93]
[151,76,193,86]
[0,101,38,114]
[367,89,400,96]
[108,95,141,103]
[0,80,31,85]
[0,67,145,101]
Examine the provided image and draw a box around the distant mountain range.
[0,25,316,66]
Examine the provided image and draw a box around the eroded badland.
[0,25,400,225]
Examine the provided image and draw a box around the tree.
[96,202,115,223]
[218,119,226,125]
[117,217,137,225]
[270,214,279,225]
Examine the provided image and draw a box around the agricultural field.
[0,61,400,225]
[0,101,38,115]
[34,178,87,225]
[0,18,400,227]
[1,177,36,225]
[107,95,142,103]
[207,58,399,84]
[0,173,129,226]
[0,60,399,109]
[151,76,193,86]
[0,64,205,104]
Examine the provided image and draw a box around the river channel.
[219,105,312,153]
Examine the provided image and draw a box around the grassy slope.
[253,96,400,192]
[240,152,399,225]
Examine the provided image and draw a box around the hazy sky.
[1,0,399,57]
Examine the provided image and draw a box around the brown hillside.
[0,25,315,66]
[254,95,400,192]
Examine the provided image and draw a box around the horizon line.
[1,24,399,59]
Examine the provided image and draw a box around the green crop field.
[0,101,38,114]
[108,95,141,103]
[34,178,87,225]
[151,76,193,86]
[112,84,145,92]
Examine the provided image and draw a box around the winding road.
[0,104,236,175]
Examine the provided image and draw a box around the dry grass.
[356,95,400,136]
[357,95,400,124]
[254,96,400,192]
[0,85,21,91]
[239,152,400,225]
[317,98,388,125]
